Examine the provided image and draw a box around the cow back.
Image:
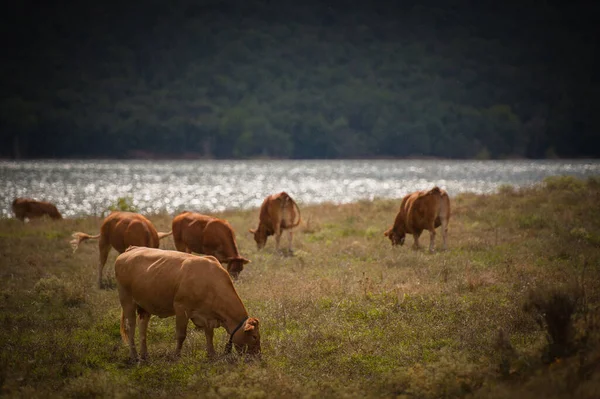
[173,212,220,254]
[103,212,160,253]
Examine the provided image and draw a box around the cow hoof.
[125,356,140,366]
[280,249,294,257]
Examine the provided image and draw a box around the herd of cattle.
[10,187,450,361]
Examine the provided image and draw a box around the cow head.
[249,227,267,250]
[233,317,261,357]
[226,256,251,279]
[384,227,405,246]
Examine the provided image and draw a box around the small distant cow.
[384,187,450,252]
[172,211,250,279]
[115,246,261,361]
[12,198,62,221]
[249,191,301,253]
[71,211,172,287]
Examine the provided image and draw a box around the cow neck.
[216,286,249,352]
[224,229,241,257]
[224,316,248,354]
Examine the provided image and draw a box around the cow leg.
[412,232,422,250]
[274,224,282,252]
[122,302,138,362]
[286,229,294,254]
[203,327,216,359]
[174,310,189,358]
[98,238,111,288]
[441,218,449,251]
[138,308,151,360]
[428,227,437,253]
[191,318,216,359]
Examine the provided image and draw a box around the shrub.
[497,184,516,196]
[543,176,586,193]
[524,285,580,362]
[34,275,86,307]
[107,196,137,213]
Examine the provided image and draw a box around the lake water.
[1,159,599,218]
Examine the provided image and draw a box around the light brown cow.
[70,211,172,287]
[249,191,301,253]
[12,198,62,221]
[384,187,451,252]
[172,211,250,279]
[115,246,261,361]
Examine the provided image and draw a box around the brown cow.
[172,211,250,279]
[384,187,451,252]
[115,246,261,361]
[70,211,172,287]
[12,198,62,221]
[249,191,301,253]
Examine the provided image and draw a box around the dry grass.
[1,175,599,398]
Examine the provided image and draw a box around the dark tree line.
[1,0,598,159]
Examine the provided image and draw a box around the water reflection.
[1,159,599,217]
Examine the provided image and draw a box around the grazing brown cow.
[384,187,451,252]
[249,191,301,253]
[115,246,261,361]
[12,198,62,221]
[172,211,250,279]
[70,211,172,287]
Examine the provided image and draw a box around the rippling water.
[1,159,599,218]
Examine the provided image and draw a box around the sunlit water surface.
[1,159,599,218]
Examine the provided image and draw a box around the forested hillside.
[1,0,597,159]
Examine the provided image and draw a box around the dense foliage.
[1,0,597,159]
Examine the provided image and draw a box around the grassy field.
[1,176,599,398]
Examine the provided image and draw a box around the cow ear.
[243,258,251,265]
[384,229,390,237]
[248,228,256,234]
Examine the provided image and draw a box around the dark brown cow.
[71,211,172,287]
[384,187,450,252]
[249,191,301,253]
[12,198,62,221]
[172,211,250,279]
[115,246,261,361]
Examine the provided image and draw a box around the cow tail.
[290,199,302,228]
[158,230,173,240]
[70,232,101,253]
[120,309,129,344]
